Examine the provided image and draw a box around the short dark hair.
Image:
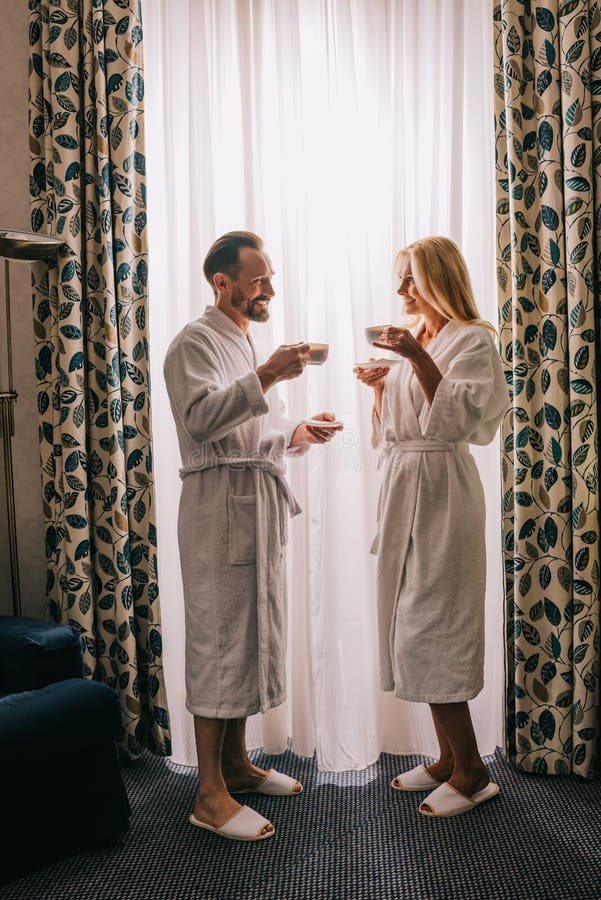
[202,231,263,293]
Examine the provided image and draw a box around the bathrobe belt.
[179,452,301,710]
[179,455,301,518]
[381,438,469,456]
[371,438,469,557]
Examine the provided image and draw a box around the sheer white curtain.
[143,0,502,770]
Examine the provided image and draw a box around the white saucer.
[303,418,344,428]
[354,358,400,369]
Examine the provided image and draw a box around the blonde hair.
[396,236,496,335]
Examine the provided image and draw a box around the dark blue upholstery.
[0,614,82,695]
[0,616,131,883]
[0,679,123,764]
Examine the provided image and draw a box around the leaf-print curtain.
[495,0,600,778]
[28,0,171,758]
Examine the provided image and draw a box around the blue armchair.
[0,615,131,883]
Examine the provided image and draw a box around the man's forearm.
[256,363,278,393]
[288,423,309,448]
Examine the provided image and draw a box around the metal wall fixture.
[0,229,63,616]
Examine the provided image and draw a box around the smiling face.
[396,257,429,315]
[230,247,275,323]
[394,236,492,336]
[213,245,275,327]
[396,254,448,326]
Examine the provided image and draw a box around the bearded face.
[216,246,275,325]
[231,284,271,322]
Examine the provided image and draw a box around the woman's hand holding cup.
[373,327,422,361]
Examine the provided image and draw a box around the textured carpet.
[2,747,600,900]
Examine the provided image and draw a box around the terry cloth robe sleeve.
[421,327,508,445]
[163,336,269,444]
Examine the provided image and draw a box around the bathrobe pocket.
[228,494,257,565]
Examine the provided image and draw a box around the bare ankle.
[429,756,453,769]
[452,760,488,779]
[197,782,227,801]
[222,756,249,771]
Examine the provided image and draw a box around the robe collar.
[202,304,257,365]
[415,317,459,353]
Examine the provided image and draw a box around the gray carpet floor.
[2,747,601,900]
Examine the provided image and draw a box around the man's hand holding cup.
[257,342,311,392]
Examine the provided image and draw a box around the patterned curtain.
[29,0,171,757]
[495,0,600,778]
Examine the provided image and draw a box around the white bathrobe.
[163,305,306,718]
[371,320,508,703]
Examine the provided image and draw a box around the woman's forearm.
[410,348,443,405]
[374,385,384,420]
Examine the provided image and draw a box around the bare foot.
[420,764,490,814]
[222,761,270,792]
[192,788,273,837]
[223,763,302,794]
[447,765,490,798]
[424,759,454,783]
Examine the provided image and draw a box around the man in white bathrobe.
[164,231,340,841]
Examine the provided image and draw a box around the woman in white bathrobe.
[355,236,508,817]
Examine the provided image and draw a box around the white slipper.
[419,780,500,817]
[189,805,274,841]
[391,764,441,792]
[230,769,303,796]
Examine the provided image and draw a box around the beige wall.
[0,4,47,619]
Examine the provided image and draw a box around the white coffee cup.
[365,326,389,346]
[306,342,329,365]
